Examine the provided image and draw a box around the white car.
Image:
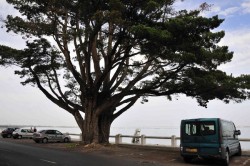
[12,128,34,139]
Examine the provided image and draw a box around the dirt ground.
[74,143,180,165]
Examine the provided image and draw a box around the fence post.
[171,135,177,147]
[141,135,146,145]
[115,134,122,144]
[79,133,82,141]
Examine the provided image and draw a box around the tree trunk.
[98,113,113,143]
[82,111,98,144]
[74,109,113,144]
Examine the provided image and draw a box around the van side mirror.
[234,130,241,136]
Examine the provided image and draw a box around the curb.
[116,143,180,152]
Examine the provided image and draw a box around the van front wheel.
[223,151,230,166]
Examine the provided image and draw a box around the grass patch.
[65,143,80,148]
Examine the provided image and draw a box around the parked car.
[33,129,71,143]
[12,128,34,139]
[1,127,19,138]
[180,118,241,166]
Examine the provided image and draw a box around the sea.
[1,126,250,150]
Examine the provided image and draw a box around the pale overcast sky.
[0,0,250,128]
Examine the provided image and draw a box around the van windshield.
[184,121,215,136]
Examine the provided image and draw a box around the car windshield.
[184,121,216,136]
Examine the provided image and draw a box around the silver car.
[33,130,71,143]
[13,128,34,139]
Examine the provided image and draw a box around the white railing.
[67,133,250,148]
[111,134,180,147]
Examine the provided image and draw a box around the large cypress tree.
[0,0,250,144]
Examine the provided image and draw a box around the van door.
[182,120,200,152]
[198,120,219,155]
[181,119,219,156]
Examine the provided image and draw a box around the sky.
[0,0,250,130]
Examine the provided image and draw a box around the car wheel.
[42,138,48,143]
[18,135,22,139]
[223,150,230,166]
[236,144,242,156]
[64,137,69,143]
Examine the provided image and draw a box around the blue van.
[180,118,241,165]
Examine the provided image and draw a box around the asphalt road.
[0,139,142,166]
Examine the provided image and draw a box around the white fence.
[111,134,179,147]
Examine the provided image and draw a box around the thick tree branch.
[112,95,140,120]
[29,66,75,115]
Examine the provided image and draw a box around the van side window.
[200,122,215,135]
[221,121,235,138]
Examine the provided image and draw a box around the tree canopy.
[1,0,250,144]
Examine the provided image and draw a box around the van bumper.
[180,146,223,159]
[181,153,222,159]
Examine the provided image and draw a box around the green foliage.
[0,45,22,66]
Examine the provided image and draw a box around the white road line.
[40,159,57,164]
[167,159,176,162]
